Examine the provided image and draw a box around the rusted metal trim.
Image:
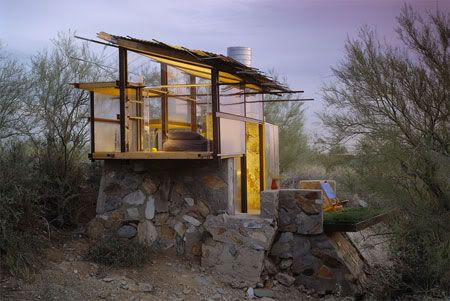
[118,47,128,152]
[241,155,248,213]
[190,75,197,132]
[89,91,95,158]
[161,63,169,142]
[211,68,220,156]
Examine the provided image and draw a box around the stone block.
[275,272,295,287]
[141,176,159,194]
[196,200,210,217]
[260,190,279,219]
[104,195,122,212]
[278,189,323,234]
[183,215,202,227]
[126,207,140,219]
[155,194,169,213]
[137,220,158,246]
[201,238,265,287]
[145,196,155,220]
[117,225,137,238]
[296,212,323,235]
[270,232,293,258]
[184,197,194,207]
[203,214,277,251]
[123,190,146,205]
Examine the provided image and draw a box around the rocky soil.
[0,234,342,301]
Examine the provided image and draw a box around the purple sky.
[1,0,448,135]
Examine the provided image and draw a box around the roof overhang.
[97,32,289,92]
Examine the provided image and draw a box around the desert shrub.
[320,6,450,296]
[264,71,310,174]
[0,142,47,277]
[86,238,151,267]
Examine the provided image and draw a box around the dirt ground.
[0,233,343,301]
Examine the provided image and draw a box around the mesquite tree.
[321,6,449,294]
[322,6,449,211]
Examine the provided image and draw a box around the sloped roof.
[97,32,289,92]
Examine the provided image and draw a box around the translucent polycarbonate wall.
[264,123,279,189]
[219,118,245,155]
[93,93,120,152]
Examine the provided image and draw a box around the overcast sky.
[1,0,448,135]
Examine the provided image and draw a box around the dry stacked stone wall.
[261,189,361,295]
[87,159,235,260]
[87,161,363,296]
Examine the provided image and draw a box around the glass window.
[144,97,162,151]
[168,98,191,128]
[245,90,264,120]
[195,79,212,141]
[219,85,244,116]
[264,123,279,190]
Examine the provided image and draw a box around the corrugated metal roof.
[97,32,289,92]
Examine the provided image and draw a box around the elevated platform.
[91,151,214,160]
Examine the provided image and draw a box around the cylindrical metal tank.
[227,46,252,67]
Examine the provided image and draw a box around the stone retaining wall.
[261,189,363,296]
[87,159,235,259]
[87,163,364,296]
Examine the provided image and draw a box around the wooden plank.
[92,151,214,160]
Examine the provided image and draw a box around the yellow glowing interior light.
[246,122,260,211]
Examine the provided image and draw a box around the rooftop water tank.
[227,46,252,67]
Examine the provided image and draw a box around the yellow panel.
[246,122,260,211]
[206,113,213,140]
[261,124,266,190]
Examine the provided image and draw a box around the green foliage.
[86,238,151,267]
[320,6,450,295]
[264,71,310,173]
[0,142,47,278]
[0,32,102,277]
[323,208,384,225]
